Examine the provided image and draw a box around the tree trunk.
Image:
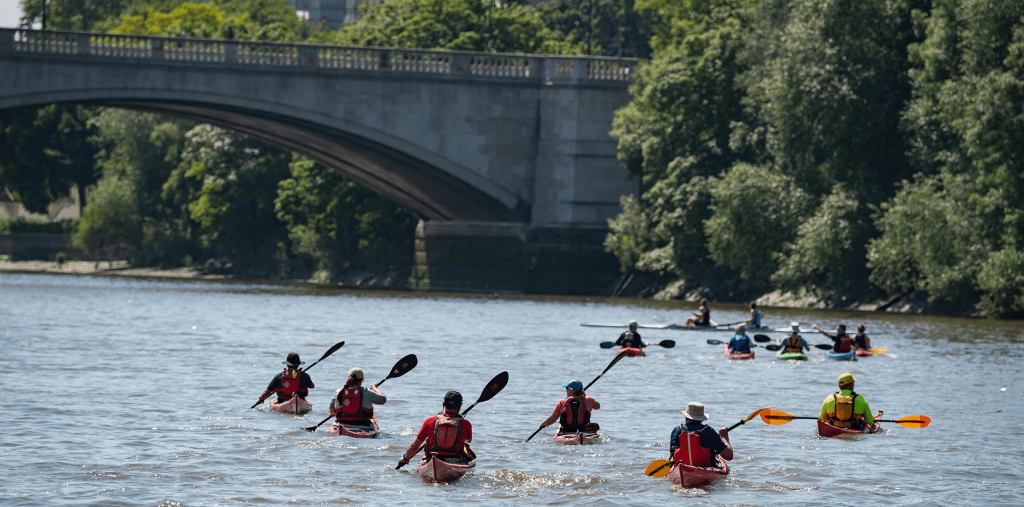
[77,183,87,210]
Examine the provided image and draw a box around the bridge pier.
[410,220,618,295]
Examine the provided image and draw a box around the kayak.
[775,350,807,361]
[826,350,857,361]
[817,420,880,437]
[724,344,754,360]
[618,347,645,357]
[416,454,475,483]
[856,349,873,357]
[268,396,312,414]
[665,456,730,488]
[554,431,600,445]
[327,416,379,438]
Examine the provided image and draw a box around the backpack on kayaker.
[826,391,865,429]
[428,413,466,459]
[673,424,716,468]
[558,397,592,433]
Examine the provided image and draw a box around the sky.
[1,0,25,28]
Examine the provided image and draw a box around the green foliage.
[977,248,1024,318]
[54,251,67,267]
[74,175,142,257]
[321,0,578,54]
[536,0,657,57]
[705,163,812,289]
[110,0,309,41]
[603,195,653,273]
[0,218,78,233]
[19,0,127,30]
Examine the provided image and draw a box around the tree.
[19,0,126,30]
[536,0,658,57]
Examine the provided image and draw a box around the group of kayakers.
[725,318,876,356]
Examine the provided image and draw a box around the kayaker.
[614,321,644,348]
[398,391,474,468]
[537,379,601,434]
[776,323,810,353]
[854,324,872,351]
[813,323,854,352]
[727,324,755,354]
[670,402,734,466]
[819,372,875,430]
[255,352,314,406]
[330,367,386,427]
[685,299,712,327]
[743,302,763,328]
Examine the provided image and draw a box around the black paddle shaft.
[583,350,629,391]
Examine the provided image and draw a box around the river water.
[1,272,1022,506]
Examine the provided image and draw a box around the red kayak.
[554,431,600,445]
[618,347,645,357]
[327,416,379,438]
[855,349,873,357]
[416,455,475,483]
[666,457,730,488]
[268,396,312,414]
[817,420,880,437]
[724,344,754,360]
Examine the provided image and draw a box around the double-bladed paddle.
[644,406,773,477]
[303,354,418,432]
[599,340,675,349]
[251,341,346,409]
[759,409,930,428]
[763,343,833,352]
[396,371,510,469]
[707,335,771,346]
[526,349,630,442]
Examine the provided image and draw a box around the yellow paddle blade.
[871,348,888,355]
[895,415,931,428]
[744,406,774,423]
[645,459,675,477]
[760,409,796,425]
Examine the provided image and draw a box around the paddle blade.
[645,459,674,478]
[658,340,676,348]
[814,344,834,350]
[765,344,781,351]
[707,339,724,345]
[599,341,616,349]
[753,334,771,343]
[871,348,888,355]
[894,415,931,428]
[478,371,509,403]
[745,406,774,423]
[760,409,796,425]
[387,354,418,379]
[319,341,346,360]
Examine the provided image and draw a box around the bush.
[73,176,142,258]
[976,248,1024,318]
[0,218,78,234]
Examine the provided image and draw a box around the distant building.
[0,186,81,221]
[286,0,370,30]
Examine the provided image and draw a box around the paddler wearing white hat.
[669,402,734,466]
[777,322,810,353]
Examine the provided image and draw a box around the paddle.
[397,371,510,469]
[251,341,346,409]
[760,409,930,428]
[599,339,675,349]
[645,406,773,477]
[303,354,419,432]
[526,350,630,442]
[707,335,770,346]
[870,347,888,355]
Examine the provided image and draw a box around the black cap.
[282,352,304,367]
[443,390,463,407]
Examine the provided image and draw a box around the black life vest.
[558,396,591,432]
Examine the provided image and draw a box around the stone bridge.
[0,28,640,293]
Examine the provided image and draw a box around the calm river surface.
[2,272,1023,506]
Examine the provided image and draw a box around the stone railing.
[0,28,640,85]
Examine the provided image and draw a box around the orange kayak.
[724,344,754,360]
[554,431,600,445]
[617,347,645,357]
[817,420,880,437]
[268,396,312,414]
[327,416,379,438]
[416,455,475,483]
[666,457,730,488]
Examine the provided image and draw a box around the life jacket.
[673,424,715,467]
[855,333,871,350]
[835,334,853,353]
[699,307,710,326]
[751,309,762,327]
[558,396,591,432]
[826,391,865,428]
[278,369,301,398]
[428,413,465,457]
[783,335,803,353]
[335,387,374,423]
[730,334,751,353]
[622,331,641,348]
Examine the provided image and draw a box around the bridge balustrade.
[1,28,638,84]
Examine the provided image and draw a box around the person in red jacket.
[256,352,314,405]
[537,379,600,434]
[398,391,473,467]
[813,323,854,352]
[330,367,386,426]
[669,402,734,467]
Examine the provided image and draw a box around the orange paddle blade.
[871,348,888,355]
[894,415,931,428]
[645,459,674,477]
[760,409,796,425]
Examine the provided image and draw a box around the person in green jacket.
[819,372,875,430]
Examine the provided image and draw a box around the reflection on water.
[1,273,1022,506]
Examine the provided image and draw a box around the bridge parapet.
[0,28,638,86]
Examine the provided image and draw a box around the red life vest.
[835,334,853,353]
[335,387,374,423]
[278,369,301,398]
[673,425,715,467]
[428,413,465,457]
[558,396,590,431]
